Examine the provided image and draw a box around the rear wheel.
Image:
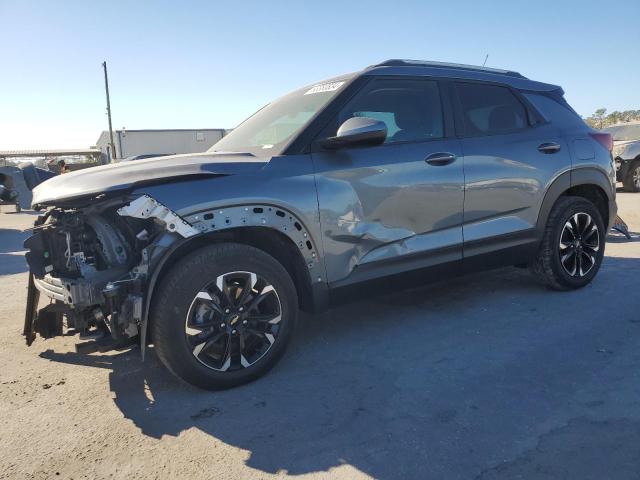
[531,197,605,290]
[151,243,297,390]
[622,161,640,192]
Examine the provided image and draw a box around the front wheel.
[622,161,640,192]
[531,197,605,290]
[151,243,298,390]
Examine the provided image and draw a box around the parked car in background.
[603,122,640,192]
[0,167,21,212]
[23,60,617,389]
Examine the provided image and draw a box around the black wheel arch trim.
[570,166,615,197]
[536,167,615,240]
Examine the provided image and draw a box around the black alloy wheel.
[185,271,283,372]
[558,212,601,277]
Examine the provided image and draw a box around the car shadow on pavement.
[38,256,640,478]
[0,228,28,275]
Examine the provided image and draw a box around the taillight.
[589,132,613,152]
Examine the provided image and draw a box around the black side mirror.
[320,117,387,150]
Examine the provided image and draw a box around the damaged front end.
[23,194,198,354]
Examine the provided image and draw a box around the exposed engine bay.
[23,195,197,354]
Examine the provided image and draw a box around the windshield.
[603,124,640,142]
[209,77,351,156]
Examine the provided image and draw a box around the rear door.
[452,81,572,260]
[311,77,464,285]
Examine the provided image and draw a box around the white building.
[96,128,228,162]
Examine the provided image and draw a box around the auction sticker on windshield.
[304,81,344,95]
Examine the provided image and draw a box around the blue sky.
[1,0,638,149]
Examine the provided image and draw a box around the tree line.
[584,108,640,129]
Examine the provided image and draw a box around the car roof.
[361,59,561,93]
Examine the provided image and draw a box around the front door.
[311,77,465,285]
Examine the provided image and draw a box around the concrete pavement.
[0,193,638,479]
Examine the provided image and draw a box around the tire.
[622,161,640,192]
[530,196,605,290]
[151,243,298,390]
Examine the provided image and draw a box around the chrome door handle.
[425,152,456,166]
[538,142,561,154]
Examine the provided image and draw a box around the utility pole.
[102,61,116,161]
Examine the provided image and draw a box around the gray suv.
[24,60,617,389]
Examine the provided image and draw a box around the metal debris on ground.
[612,214,632,239]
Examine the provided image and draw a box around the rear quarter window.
[522,93,587,128]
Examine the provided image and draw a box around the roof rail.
[370,59,526,79]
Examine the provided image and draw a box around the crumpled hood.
[32,152,269,207]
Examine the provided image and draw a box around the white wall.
[118,130,225,158]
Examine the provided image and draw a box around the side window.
[455,83,528,136]
[336,79,444,144]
